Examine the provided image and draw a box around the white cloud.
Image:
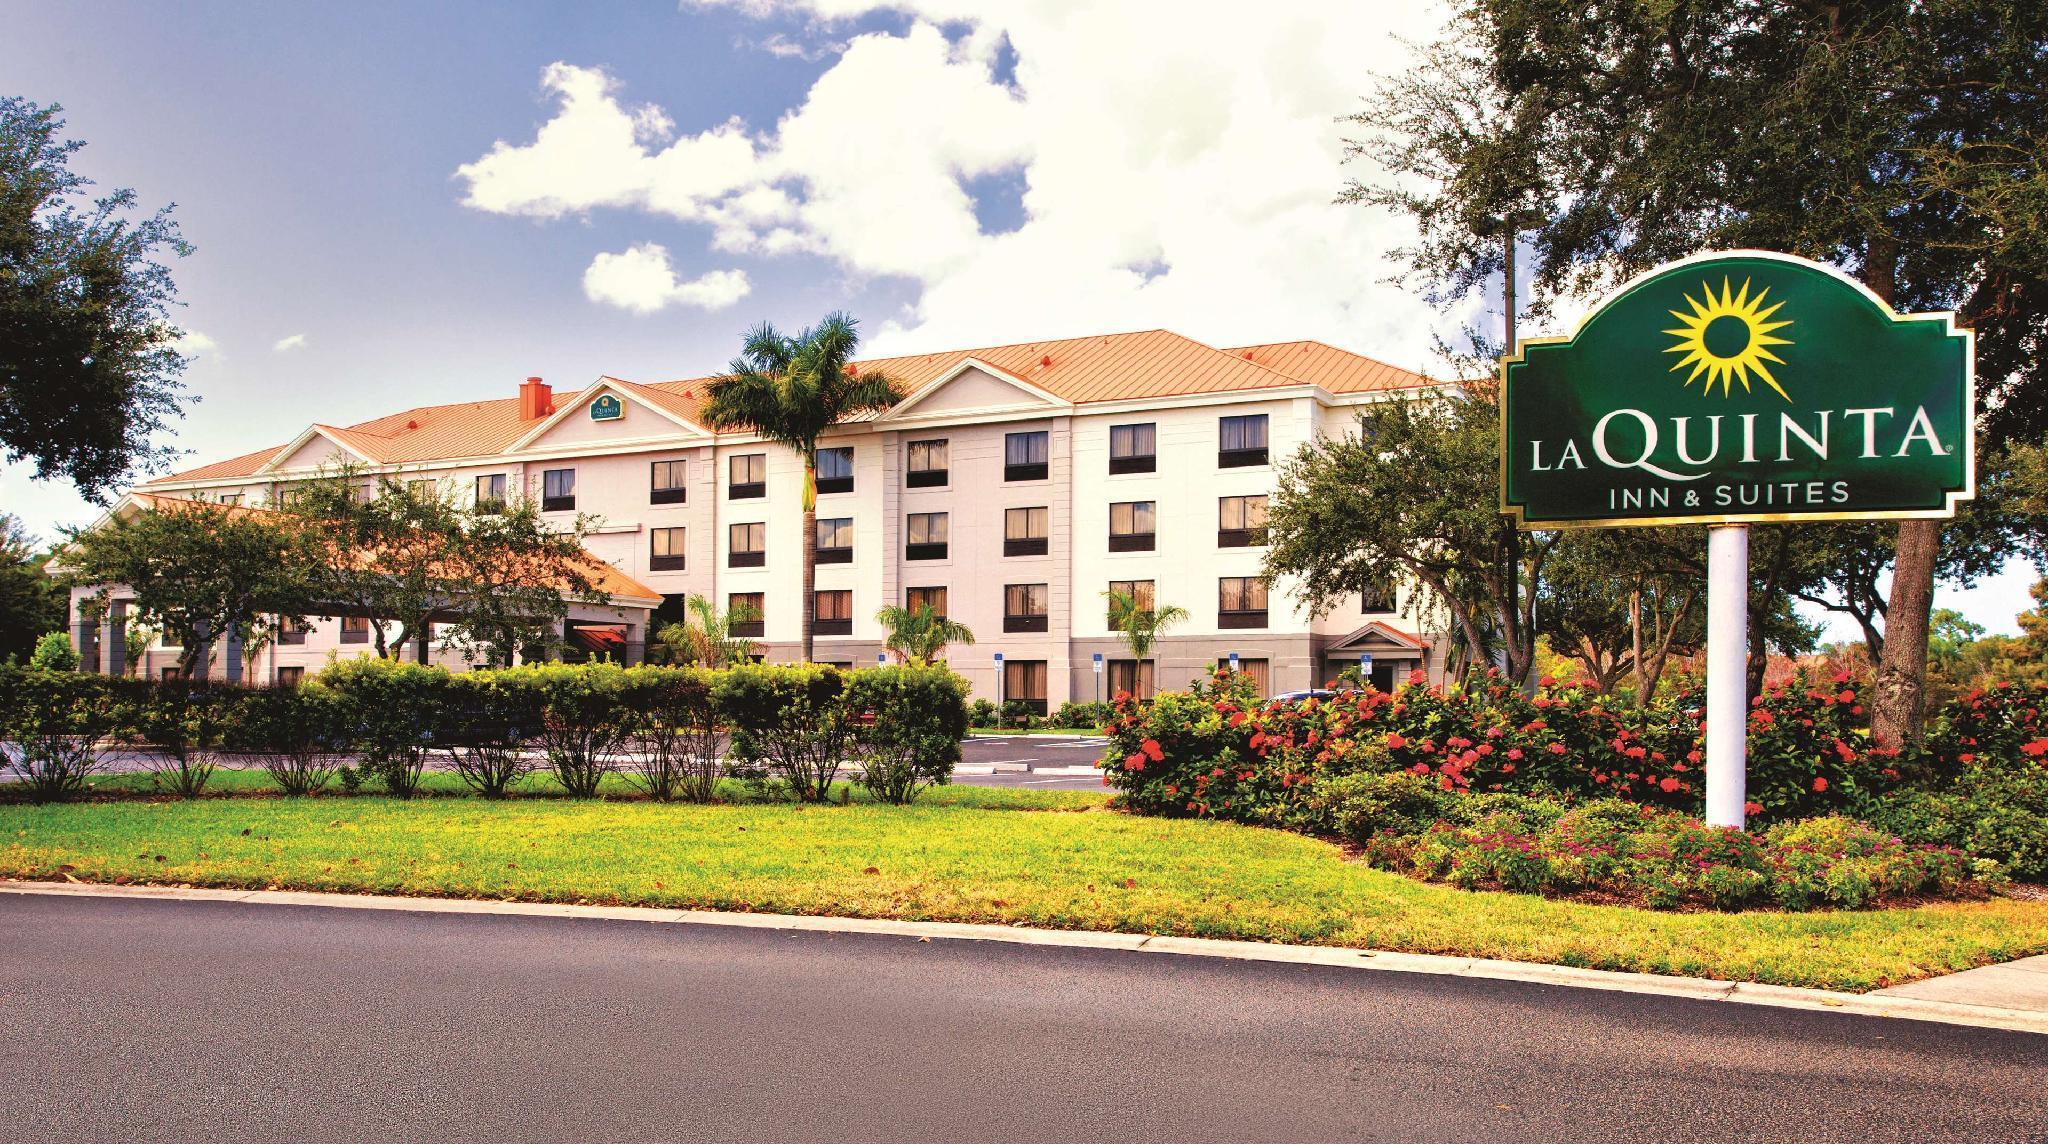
[583,243,752,313]
[174,329,217,358]
[460,1,1477,368]
[272,333,308,353]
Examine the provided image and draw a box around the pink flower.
[1385,733,1407,750]
[1506,748,1523,761]
[1812,777,1829,793]
[1659,777,1680,793]
[1140,739,1165,762]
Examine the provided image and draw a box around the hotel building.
[74,330,1452,709]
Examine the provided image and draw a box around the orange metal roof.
[150,330,1435,484]
[1222,341,1436,394]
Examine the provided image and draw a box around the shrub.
[478,663,633,798]
[1312,771,1455,845]
[223,684,350,796]
[1852,769,2048,881]
[715,663,857,802]
[1357,794,1979,910]
[110,678,238,799]
[437,672,545,798]
[318,657,453,797]
[1051,700,1110,730]
[967,699,998,728]
[848,664,969,804]
[619,666,722,802]
[1929,680,2048,774]
[999,700,1042,730]
[0,667,118,802]
[28,631,78,672]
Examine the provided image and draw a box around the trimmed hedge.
[0,660,971,805]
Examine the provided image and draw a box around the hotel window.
[730,453,767,499]
[1004,430,1049,482]
[905,586,948,620]
[1219,576,1269,629]
[814,589,853,636]
[541,468,576,512]
[1108,501,1156,552]
[1234,658,1271,697]
[278,616,309,646]
[1004,583,1050,633]
[728,592,764,638]
[475,473,507,513]
[1002,659,1048,716]
[728,522,766,568]
[1109,422,1157,474]
[1218,495,1268,547]
[340,615,370,644]
[815,446,854,495]
[1107,659,1155,700]
[907,438,949,487]
[1359,577,1397,613]
[275,666,305,688]
[816,517,854,564]
[1219,414,1269,468]
[906,512,949,561]
[650,527,687,572]
[407,478,435,500]
[218,493,243,506]
[1107,579,1155,626]
[650,459,688,505]
[1004,506,1049,557]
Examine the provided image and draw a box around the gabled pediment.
[508,379,710,453]
[256,425,382,474]
[1326,620,1428,654]
[877,358,1072,422]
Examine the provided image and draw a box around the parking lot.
[955,734,1107,789]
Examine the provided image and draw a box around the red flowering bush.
[1102,667,1904,825]
[1929,681,2048,776]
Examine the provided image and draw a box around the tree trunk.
[1861,231,1939,746]
[1874,518,1940,746]
[800,457,817,665]
[1630,588,1646,707]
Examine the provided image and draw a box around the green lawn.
[4,780,2044,991]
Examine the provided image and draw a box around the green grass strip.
[5,784,2044,992]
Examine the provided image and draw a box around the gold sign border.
[1497,249,1978,531]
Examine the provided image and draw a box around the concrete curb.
[4,878,2043,1036]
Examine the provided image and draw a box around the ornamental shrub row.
[0,660,968,806]
[1098,669,2048,895]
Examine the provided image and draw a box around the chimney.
[518,376,554,420]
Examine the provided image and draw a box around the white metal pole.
[1705,524,1750,829]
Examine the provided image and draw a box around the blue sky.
[1,0,2037,638]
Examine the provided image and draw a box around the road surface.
[3,894,2043,1142]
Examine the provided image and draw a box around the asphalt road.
[957,734,1106,788]
[4,895,2044,1143]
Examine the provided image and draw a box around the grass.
[4,776,2046,992]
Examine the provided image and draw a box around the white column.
[1704,524,1749,829]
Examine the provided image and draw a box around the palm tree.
[701,313,904,663]
[1105,589,1189,699]
[875,602,975,665]
[655,593,758,667]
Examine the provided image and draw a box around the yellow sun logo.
[1662,277,1794,400]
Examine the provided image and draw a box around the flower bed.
[1098,669,2048,906]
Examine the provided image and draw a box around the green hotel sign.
[1501,251,1973,528]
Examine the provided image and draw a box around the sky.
[1,0,2037,638]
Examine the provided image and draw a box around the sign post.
[993,651,1004,710]
[1500,251,1973,829]
[1092,651,1103,705]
